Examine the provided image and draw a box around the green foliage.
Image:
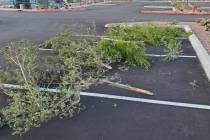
[204,19,210,31]
[0,40,39,85]
[0,24,192,135]
[0,88,80,135]
[199,18,207,26]
[14,0,31,9]
[163,40,182,61]
[0,40,82,135]
[106,24,190,47]
[195,18,210,31]
[169,18,177,25]
[43,29,107,90]
[171,1,191,11]
[0,26,109,135]
[197,7,203,13]
[195,18,205,23]
[37,0,49,8]
[101,24,190,63]
[43,24,96,49]
[98,39,150,70]
[24,0,31,9]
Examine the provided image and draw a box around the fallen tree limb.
[1,80,154,96]
[100,80,154,96]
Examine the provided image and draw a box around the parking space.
[1,95,210,140]
[86,37,210,104]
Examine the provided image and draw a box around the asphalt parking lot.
[1,1,210,140]
[0,0,210,44]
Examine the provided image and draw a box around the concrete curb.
[143,6,173,9]
[184,25,210,82]
[141,10,210,15]
[104,22,210,82]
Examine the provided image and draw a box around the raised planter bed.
[142,1,210,15]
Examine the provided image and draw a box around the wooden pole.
[100,80,154,96]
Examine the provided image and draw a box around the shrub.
[164,40,182,61]
[37,0,49,8]
[204,19,210,31]
[200,18,207,26]
[98,39,150,70]
[102,24,190,63]
[14,0,31,9]
[106,24,191,47]
[24,0,31,9]
[171,2,191,11]
[195,18,204,23]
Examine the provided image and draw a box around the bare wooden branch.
[100,80,154,96]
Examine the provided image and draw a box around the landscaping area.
[142,0,210,15]
[0,0,121,12]
[0,0,210,140]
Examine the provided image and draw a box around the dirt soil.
[180,22,210,54]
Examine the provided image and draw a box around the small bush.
[200,18,207,26]
[195,18,204,23]
[164,40,182,61]
[169,18,177,25]
[98,39,150,70]
[197,8,203,13]
[171,2,191,11]
[204,19,210,31]
[195,18,210,31]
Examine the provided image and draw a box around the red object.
[192,5,197,13]
[141,10,210,15]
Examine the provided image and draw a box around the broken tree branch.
[100,80,154,96]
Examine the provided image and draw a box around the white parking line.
[38,49,197,58]
[139,1,171,3]
[139,0,210,2]
[146,54,197,58]
[39,48,53,51]
[201,7,210,9]
[81,92,210,110]
[2,83,210,110]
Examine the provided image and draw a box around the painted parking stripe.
[139,0,210,2]
[39,48,53,51]
[51,34,188,40]
[146,54,197,58]
[38,49,197,58]
[139,1,171,3]
[2,83,210,110]
[81,92,210,110]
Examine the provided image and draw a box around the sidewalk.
[181,22,210,54]
[0,6,87,12]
